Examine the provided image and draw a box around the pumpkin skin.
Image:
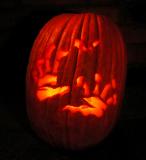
[26,13,127,150]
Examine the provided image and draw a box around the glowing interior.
[38,75,57,87]
[74,39,100,52]
[83,97,107,110]
[76,76,84,87]
[33,44,69,81]
[92,40,100,47]
[44,44,56,72]
[33,42,117,118]
[35,71,117,117]
[53,50,69,73]
[94,73,102,83]
[63,74,117,117]
[37,86,70,101]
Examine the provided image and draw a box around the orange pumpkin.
[26,13,127,150]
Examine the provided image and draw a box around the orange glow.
[58,50,69,59]
[83,82,90,96]
[76,76,90,96]
[38,75,57,87]
[100,84,112,100]
[76,76,84,87]
[72,73,117,116]
[44,44,56,72]
[93,84,100,96]
[92,40,100,47]
[106,97,113,105]
[36,72,118,116]
[45,44,56,59]
[74,39,80,48]
[53,50,69,73]
[36,59,44,77]
[63,96,105,117]
[74,39,87,51]
[26,13,127,150]
[95,73,102,83]
[113,93,117,105]
[83,97,107,110]
[74,39,100,52]
[77,76,84,87]
[93,73,101,95]
[37,86,70,101]
[59,86,70,96]
[112,79,116,89]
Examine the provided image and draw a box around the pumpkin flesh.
[26,13,126,150]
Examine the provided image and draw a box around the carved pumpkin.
[26,13,127,150]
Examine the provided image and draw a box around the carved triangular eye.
[92,40,100,48]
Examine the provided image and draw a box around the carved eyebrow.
[92,40,100,47]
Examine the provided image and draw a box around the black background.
[0,0,146,159]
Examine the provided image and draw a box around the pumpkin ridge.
[99,16,113,137]
[70,13,90,105]
[48,15,78,147]
[30,15,69,72]
[26,13,127,150]
[63,14,85,149]
[48,15,84,148]
[48,15,74,74]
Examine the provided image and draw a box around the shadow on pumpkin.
[27,123,127,160]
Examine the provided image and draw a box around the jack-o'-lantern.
[26,13,127,150]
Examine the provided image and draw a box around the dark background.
[0,0,146,159]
